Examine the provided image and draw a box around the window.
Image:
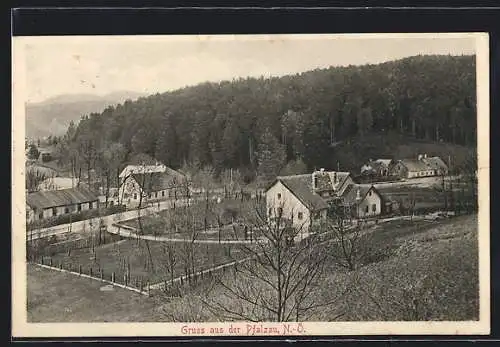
[368,191,372,196]
[64,207,69,214]
[298,212,303,220]
[372,204,376,212]
[268,208,272,215]
[77,204,82,212]
[155,192,158,198]
[39,212,43,220]
[89,202,93,210]
[162,191,165,197]
[277,193,282,200]
[365,206,369,213]
[133,193,137,200]
[110,201,114,207]
[52,207,57,216]
[278,207,283,215]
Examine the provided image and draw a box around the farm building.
[422,156,449,176]
[119,169,188,207]
[391,154,437,179]
[26,186,99,223]
[118,162,167,185]
[390,154,449,179]
[266,169,360,230]
[360,159,394,177]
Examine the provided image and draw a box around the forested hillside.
[56,54,476,184]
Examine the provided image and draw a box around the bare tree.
[328,212,364,271]
[201,200,348,322]
[26,168,47,192]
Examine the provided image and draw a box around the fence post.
[79,265,82,275]
[147,282,150,296]
[50,258,52,267]
[112,272,115,283]
[90,267,93,277]
[124,274,128,286]
[140,279,143,292]
[101,270,104,280]
[59,262,62,270]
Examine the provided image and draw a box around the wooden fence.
[33,257,150,296]
[27,232,123,259]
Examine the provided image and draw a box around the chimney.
[356,188,361,201]
[312,171,319,190]
[320,168,325,173]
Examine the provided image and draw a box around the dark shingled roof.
[422,156,448,171]
[277,174,329,212]
[342,184,378,205]
[400,159,431,172]
[132,171,186,193]
[27,186,99,210]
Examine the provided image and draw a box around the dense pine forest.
[52,54,476,185]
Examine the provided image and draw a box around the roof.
[374,159,393,167]
[274,174,329,212]
[119,164,167,178]
[341,184,376,205]
[399,159,431,172]
[314,172,334,192]
[422,157,448,171]
[132,171,186,193]
[27,186,99,210]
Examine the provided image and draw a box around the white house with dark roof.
[340,184,383,219]
[266,169,361,230]
[391,154,449,179]
[119,169,188,207]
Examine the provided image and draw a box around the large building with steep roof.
[265,169,381,230]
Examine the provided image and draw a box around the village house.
[26,186,99,223]
[265,169,382,231]
[422,156,449,176]
[360,159,394,177]
[118,162,167,185]
[391,154,449,179]
[339,184,383,219]
[119,168,188,207]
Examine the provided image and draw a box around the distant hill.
[67,55,476,177]
[25,91,146,139]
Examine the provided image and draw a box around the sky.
[19,34,478,103]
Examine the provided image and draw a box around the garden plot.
[43,238,249,287]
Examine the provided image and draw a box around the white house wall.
[266,181,311,231]
[357,189,382,218]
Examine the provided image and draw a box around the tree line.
[57,54,476,184]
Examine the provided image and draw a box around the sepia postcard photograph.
[12,33,490,338]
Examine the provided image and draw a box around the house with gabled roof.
[391,154,449,179]
[361,159,395,177]
[422,156,449,176]
[119,169,188,207]
[340,184,383,219]
[265,169,372,230]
